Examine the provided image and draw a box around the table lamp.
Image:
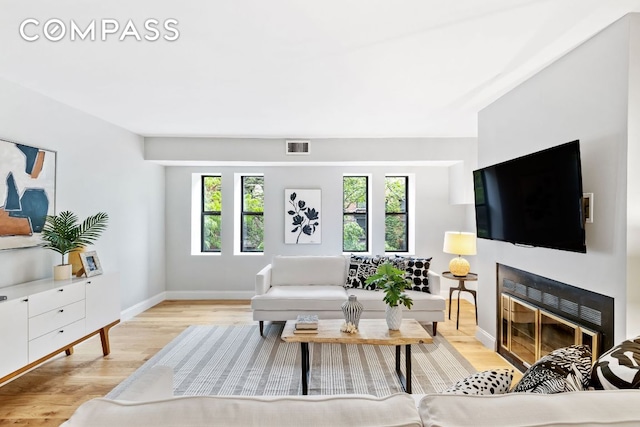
[443,231,477,277]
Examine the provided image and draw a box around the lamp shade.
[443,231,477,256]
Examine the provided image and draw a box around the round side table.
[442,272,478,330]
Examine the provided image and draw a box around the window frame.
[240,175,264,253]
[342,175,370,253]
[201,175,222,253]
[384,175,409,253]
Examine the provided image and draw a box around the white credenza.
[0,273,120,384]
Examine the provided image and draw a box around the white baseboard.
[165,290,254,300]
[475,327,496,351]
[121,292,167,322]
[120,291,254,321]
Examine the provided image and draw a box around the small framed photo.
[80,251,103,277]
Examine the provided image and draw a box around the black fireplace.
[497,264,614,371]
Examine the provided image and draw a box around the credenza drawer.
[29,300,85,340]
[28,282,85,317]
[28,319,85,362]
[0,273,120,385]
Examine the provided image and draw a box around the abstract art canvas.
[0,139,56,250]
[284,189,321,244]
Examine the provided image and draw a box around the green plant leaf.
[40,211,108,264]
[364,262,413,308]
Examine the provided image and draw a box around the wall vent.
[285,140,310,155]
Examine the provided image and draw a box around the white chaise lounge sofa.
[251,255,445,336]
[63,366,640,427]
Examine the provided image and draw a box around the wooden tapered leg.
[99,321,119,356]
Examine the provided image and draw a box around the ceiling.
[1,0,639,138]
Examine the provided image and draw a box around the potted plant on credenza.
[40,210,108,280]
[365,262,413,330]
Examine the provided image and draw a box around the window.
[241,175,264,252]
[385,176,408,252]
[343,176,369,252]
[202,175,222,252]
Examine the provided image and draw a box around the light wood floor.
[0,299,520,426]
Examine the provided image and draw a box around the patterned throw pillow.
[441,369,514,395]
[382,255,408,271]
[591,335,640,390]
[511,345,592,394]
[404,256,432,293]
[344,255,381,290]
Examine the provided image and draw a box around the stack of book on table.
[294,314,318,334]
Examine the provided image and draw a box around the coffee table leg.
[395,345,413,394]
[301,342,309,395]
[405,344,412,394]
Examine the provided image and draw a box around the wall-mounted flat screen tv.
[473,140,586,253]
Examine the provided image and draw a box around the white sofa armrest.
[428,270,441,295]
[255,264,272,295]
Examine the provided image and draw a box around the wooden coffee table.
[281,318,432,394]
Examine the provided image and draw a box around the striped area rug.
[107,323,475,398]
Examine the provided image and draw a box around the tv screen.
[473,140,586,253]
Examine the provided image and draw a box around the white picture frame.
[284,189,321,244]
[80,250,103,277]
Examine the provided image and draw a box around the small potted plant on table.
[40,211,108,280]
[365,262,413,330]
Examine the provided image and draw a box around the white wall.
[164,164,468,296]
[0,78,166,312]
[145,137,476,165]
[627,14,640,337]
[153,137,477,297]
[477,15,637,347]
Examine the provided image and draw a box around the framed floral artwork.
[284,189,321,244]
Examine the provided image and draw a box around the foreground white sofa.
[251,255,446,336]
[62,366,640,426]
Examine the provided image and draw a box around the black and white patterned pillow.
[591,335,640,390]
[511,345,592,394]
[404,256,432,293]
[344,255,381,290]
[383,255,408,271]
[441,369,514,395]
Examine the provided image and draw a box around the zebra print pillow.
[441,369,514,395]
[511,345,592,394]
[591,335,640,389]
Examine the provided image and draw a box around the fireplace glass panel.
[540,312,578,358]
[501,294,510,350]
[497,265,611,372]
[581,328,599,363]
[510,298,538,366]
